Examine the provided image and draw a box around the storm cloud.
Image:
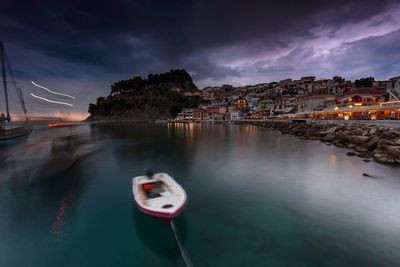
[1,0,400,118]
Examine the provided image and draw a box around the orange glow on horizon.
[12,112,88,121]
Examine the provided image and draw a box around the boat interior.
[141,181,170,199]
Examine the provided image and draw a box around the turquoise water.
[1,123,400,266]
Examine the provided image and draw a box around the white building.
[297,95,335,113]
[386,76,400,100]
[230,110,242,121]
[246,96,260,109]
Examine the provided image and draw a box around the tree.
[88,69,200,120]
[355,77,374,88]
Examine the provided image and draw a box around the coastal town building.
[386,76,400,100]
[335,88,388,107]
[237,99,248,109]
[193,109,207,120]
[177,108,195,120]
[230,110,242,121]
[246,96,260,109]
[297,94,335,113]
[207,105,220,114]
[185,75,400,122]
[273,97,298,114]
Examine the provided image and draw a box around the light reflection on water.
[1,123,400,266]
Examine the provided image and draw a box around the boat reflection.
[132,207,187,262]
[0,127,100,239]
[51,185,79,238]
[0,132,100,184]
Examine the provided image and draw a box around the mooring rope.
[170,220,194,267]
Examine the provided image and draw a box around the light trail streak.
[30,93,74,107]
[31,81,76,99]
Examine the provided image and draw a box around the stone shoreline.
[237,120,400,165]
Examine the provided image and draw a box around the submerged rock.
[355,145,369,152]
[356,153,370,158]
[345,142,357,149]
[373,153,396,164]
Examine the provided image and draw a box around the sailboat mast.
[0,41,10,121]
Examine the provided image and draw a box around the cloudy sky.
[1,0,400,119]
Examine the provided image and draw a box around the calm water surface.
[1,123,400,266]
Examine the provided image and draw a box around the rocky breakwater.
[243,121,400,165]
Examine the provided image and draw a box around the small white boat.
[132,172,187,219]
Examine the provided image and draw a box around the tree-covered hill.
[86,69,200,122]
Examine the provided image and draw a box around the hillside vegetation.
[87,69,200,122]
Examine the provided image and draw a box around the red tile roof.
[304,94,333,99]
[342,87,386,96]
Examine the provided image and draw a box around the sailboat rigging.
[0,41,32,143]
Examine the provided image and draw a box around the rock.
[352,129,364,136]
[380,130,400,141]
[319,126,337,136]
[322,133,336,142]
[335,131,351,142]
[373,153,396,164]
[356,153,370,158]
[366,137,379,151]
[260,120,400,166]
[355,145,369,152]
[345,142,357,149]
[362,130,369,136]
[350,135,371,145]
[335,126,346,132]
[394,137,400,145]
[305,129,315,137]
[369,127,378,135]
[376,139,392,151]
[386,146,400,158]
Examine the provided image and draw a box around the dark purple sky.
[1,0,400,119]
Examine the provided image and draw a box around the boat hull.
[0,125,32,144]
[135,200,187,219]
[132,173,187,219]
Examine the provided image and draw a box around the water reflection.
[51,185,79,238]
[132,207,187,262]
[1,123,400,266]
[0,124,98,241]
[0,126,100,184]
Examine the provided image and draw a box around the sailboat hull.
[0,125,32,143]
